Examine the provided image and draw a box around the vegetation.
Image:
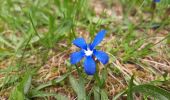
[0,0,170,99]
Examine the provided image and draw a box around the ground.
[0,0,170,100]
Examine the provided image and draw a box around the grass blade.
[35,73,69,91]
[9,72,32,100]
[132,84,170,100]
[127,75,134,100]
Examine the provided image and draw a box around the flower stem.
[75,64,81,76]
[151,1,156,20]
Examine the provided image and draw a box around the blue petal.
[72,38,87,49]
[84,56,96,75]
[90,30,107,49]
[154,0,160,2]
[70,50,85,64]
[94,50,109,64]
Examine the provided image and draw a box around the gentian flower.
[153,0,160,2]
[70,30,109,75]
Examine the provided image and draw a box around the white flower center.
[84,48,93,56]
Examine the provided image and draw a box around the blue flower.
[154,0,160,2]
[70,30,109,75]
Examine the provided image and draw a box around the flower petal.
[154,0,160,2]
[72,38,87,49]
[84,56,96,75]
[90,30,107,49]
[93,50,109,64]
[70,50,85,64]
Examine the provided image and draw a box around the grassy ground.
[0,0,170,100]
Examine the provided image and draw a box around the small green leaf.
[35,73,69,91]
[24,75,32,94]
[101,89,108,100]
[100,68,107,88]
[127,75,134,100]
[30,89,65,99]
[132,84,170,100]
[9,72,32,100]
[93,86,100,100]
[69,75,79,93]
[69,75,86,100]
[55,73,69,83]
[112,90,127,100]
[29,90,56,98]
[9,87,24,100]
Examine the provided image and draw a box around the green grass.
[0,0,170,100]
